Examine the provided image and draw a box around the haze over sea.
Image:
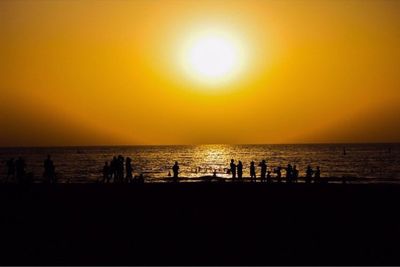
[1,144,399,183]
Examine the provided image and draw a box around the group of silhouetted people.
[6,157,27,183]
[228,159,321,183]
[4,155,56,184]
[4,155,322,184]
[229,159,272,182]
[305,165,321,183]
[102,155,143,183]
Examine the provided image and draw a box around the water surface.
[0,144,399,183]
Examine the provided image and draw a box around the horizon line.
[0,141,398,149]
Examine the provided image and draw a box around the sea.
[0,144,399,183]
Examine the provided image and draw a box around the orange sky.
[1,0,400,146]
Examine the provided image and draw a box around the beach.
[2,1,400,265]
[0,182,399,265]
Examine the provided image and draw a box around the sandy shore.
[0,183,399,265]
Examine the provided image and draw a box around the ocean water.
[0,144,399,183]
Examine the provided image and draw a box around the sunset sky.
[1,0,399,146]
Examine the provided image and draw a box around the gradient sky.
[1,0,400,146]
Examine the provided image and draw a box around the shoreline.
[2,175,400,184]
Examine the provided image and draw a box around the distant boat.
[76,150,84,154]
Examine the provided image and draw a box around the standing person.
[6,158,15,183]
[314,166,321,183]
[275,166,282,183]
[259,160,267,183]
[237,161,243,180]
[125,157,133,183]
[102,161,110,183]
[266,170,272,183]
[250,161,256,182]
[305,165,313,184]
[230,159,237,181]
[293,165,299,183]
[286,164,293,183]
[110,156,117,183]
[117,155,124,183]
[15,157,26,184]
[172,161,180,181]
[44,155,56,183]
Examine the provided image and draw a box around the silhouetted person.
[237,161,243,180]
[314,166,321,182]
[15,157,26,184]
[266,170,272,183]
[275,166,282,183]
[6,158,15,183]
[343,147,346,155]
[213,169,217,177]
[110,156,118,182]
[172,161,180,181]
[250,161,256,182]
[116,155,124,183]
[286,164,293,183]
[138,173,144,183]
[230,159,236,180]
[293,165,299,183]
[259,160,267,182]
[125,157,133,183]
[44,155,56,183]
[305,165,313,184]
[103,161,110,183]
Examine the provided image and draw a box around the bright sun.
[181,30,245,85]
[188,36,237,79]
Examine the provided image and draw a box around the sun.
[180,31,245,85]
[188,36,237,79]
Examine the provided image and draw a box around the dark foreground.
[0,183,400,265]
